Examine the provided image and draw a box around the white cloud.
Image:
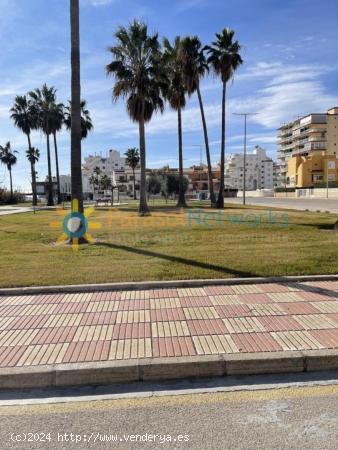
[230,61,338,129]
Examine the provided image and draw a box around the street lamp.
[233,112,259,205]
[191,144,204,197]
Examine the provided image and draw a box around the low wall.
[314,188,338,199]
[274,192,296,198]
[237,189,274,198]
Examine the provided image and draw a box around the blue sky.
[1,0,338,191]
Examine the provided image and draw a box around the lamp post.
[192,144,204,199]
[326,155,329,199]
[233,113,258,205]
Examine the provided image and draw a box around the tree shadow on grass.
[94,242,258,278]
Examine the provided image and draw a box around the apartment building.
[82,149,140,198]
[224,146,274,190]
[278,107,338,188]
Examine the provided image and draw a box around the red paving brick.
[232,333,283,353]
[0,281,338,367]
[237,293,272,304]
[258,316,305,332]
[278,302,321,315]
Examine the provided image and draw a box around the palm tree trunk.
[196,86,216,206]
[53,132,62,204]
[70,0,84,214]
[133,167,136,200]
[138,116,150,215]
[177,105,187,208]
[27,134,37,206]
[216,81,226,209]
[9,167,13,203]
[46,134,54,206]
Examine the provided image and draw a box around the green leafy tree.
[0,142,18,203]
[146,174,162,199]
[206,28,243,208]
[10,95,39,205]
[163,36,187,208]
[162,173,188,198]
[124,147,140,200]
[107,20,167,216]
[28,84,57,206]
[178,36,216,206]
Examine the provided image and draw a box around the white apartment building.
[224,146,274,190]
[82,149,140,198]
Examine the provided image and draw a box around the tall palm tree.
[64,100,93,140]
[10,95,39,205]
[50,101,64,204]
[0,142,18,203]
[163,36,187,208]
[106,20,167,216]
[124,147,140,200]
[26,147,40,205]
[206,29,243,208]
[178,36,216,206]
[70,0,84,214]
[28,84,56,206]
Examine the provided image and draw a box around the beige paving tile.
[210,295,240,306]
[223,317,266,333]
[272,331,325,351]
[267,292,303,303]
[248,304,286,316]
[295,314,338,330]
[231,285,263,294]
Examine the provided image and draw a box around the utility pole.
[233,113,258,205]
[192,144,203,198]
[326,154,329,199]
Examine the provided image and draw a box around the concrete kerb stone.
[1,274,338,296]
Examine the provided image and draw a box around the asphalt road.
[225,197,338,214]
[1,382,338,450]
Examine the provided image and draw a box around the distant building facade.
[224,146,274,190]
[278,107,338,188]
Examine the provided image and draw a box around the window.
[328,161,336,169]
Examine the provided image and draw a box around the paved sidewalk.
[1,280,338,369]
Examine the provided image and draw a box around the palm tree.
[26,147,40,205]
[178,36,216,206]
[89,174,97,198]
[0,142,18,203]
[50,101,64,204]
[163,36,187,208]
[124,147,140,200]
[100,174,114,205]
[64,100,93,140]
[28,84,56,206]
[70,0,84,214]
[206,29,243,208]
[10,95,39,205]
[107,20,167,216]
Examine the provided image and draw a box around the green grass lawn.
[0,200,337,287]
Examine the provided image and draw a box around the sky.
[1,0,338,191]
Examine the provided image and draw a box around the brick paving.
[1,280,338,368]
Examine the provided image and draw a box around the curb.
[1,274,338,296]
[1,350,338,390]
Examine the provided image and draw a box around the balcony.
[304,141,326,151]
